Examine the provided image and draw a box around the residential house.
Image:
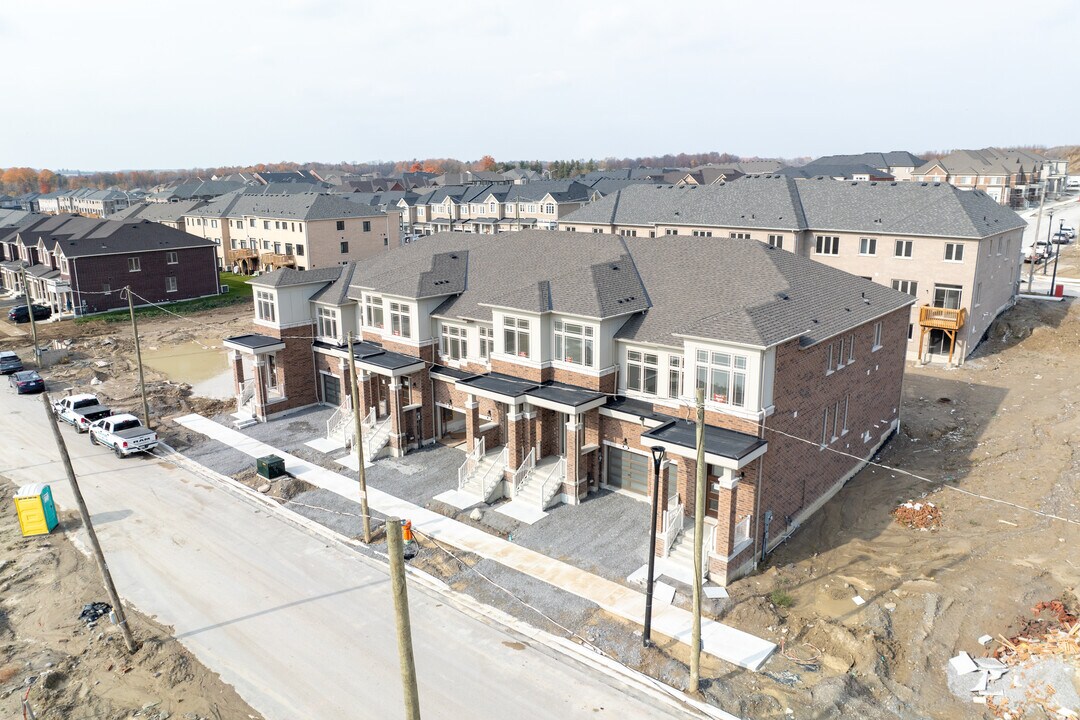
[558,175,1027,363]
[777,164,894,181]
[407,181,593,235]
[106,199,207,231]
[72,189,136,217]
[803,152,925,181]
[432,171,512,186]
[148,180,248,204]
[0,214,218,315]
[912,148,1068,207]
[222,230,912,586]
[183,192,401,273]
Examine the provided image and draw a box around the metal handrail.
[456,436,484,491]
[365,416,391,459]
[362,406,375,428]
[480,448,508,501]
[239,379,255,406]
[539,458,566,509]
[325,397,353,442]
[511,448,536,496]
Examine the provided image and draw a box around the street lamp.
[643,444,666,648]
[1049,218,1064,296]
[1043,209,1055,276]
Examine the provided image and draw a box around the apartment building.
[912,148,1068,207]
[222,230,912,585]
[182,192,400,272]
[558,176,1027,364]
[0,214,218,315]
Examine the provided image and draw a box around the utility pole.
[386,517,421,720]
[1028,182,1047,293]
[1043,209,1055,276]
[347,333,372,543]
[127,288,151,429]
[689,387,705,693]
[19,267,41,368]
[42,393,138,653]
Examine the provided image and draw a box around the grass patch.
[769,589,795,608]
[75,272,253,324]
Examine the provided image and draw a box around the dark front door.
[323,374,341,406]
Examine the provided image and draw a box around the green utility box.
[257,455,286,480]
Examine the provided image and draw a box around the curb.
[155,443,742,720]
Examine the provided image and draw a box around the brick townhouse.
[222,229,912,585]
[558,176,1027,364]
[0,213,218,314]
[912,148,1069,207]
[183,191,399,273]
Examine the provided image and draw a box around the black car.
[7,305,51,323]
[8,370,44,394]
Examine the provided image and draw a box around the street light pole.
[1049,219,1063,296]
[1043,210,1055,276]
[643,445,666,648]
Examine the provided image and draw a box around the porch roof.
[526,381,606,409]
[603,395,678,424]
[429,364,474,381]
[224,333,285,353]
[643,419,766,464]
[457,371,537,398]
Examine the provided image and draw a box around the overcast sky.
[1,0,1076,170]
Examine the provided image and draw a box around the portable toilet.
[14,483,59,537]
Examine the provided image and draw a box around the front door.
[322,374,341,406]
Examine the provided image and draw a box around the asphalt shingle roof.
[185,192,383,221]
[249,265,345,289]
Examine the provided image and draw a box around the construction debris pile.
[949,600,1080,718]
[891,499,942,530]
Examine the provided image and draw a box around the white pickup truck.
[88,414,158,457]
[53,394,113,433]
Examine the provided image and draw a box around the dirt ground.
[0,481,262,720]
[708,296,1080,718]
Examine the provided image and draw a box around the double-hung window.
[668,355,683,399]
[166,251,178,264]
[695,350,746,406]
[478,326,493,360]
[944,242,964,262]
[768,234,783,248]
[859,237,877,255]
[389,302,410,337]
[503,317,530,358]
[364,295,384,329]
[815,235,839,255]
[554,320,594,367]
[894,239,913,258]
[626,350,658,395]
[256,290,276,323]
[165,277,177,293]
[317,307,338,340]
[128,257,141,272]
[440,324,467,360]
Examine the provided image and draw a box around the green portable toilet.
[257,455,286,480]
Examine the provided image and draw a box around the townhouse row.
[222,229,913,586]
[557,175,1028,364]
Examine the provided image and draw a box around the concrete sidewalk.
[175,413,776,671]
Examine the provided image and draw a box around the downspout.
[752,371,768,569]
[70,257,83,316]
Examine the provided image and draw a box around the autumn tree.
[477,155,496,172]
[37,169,57,192]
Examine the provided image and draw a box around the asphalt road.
[0,391,704,720]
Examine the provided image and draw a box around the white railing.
[365,417,391,459]
[362,406,375,429]
[239,379,255,406]
[540,458,566,509]
[480,448,508,501]
[456,436,484,491]
[474,435,485,460]
[733,515,751,545]
[511,448,536,496]
[325,397,353,444]
[661,497,685,557]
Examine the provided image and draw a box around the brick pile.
[891,500,942,530]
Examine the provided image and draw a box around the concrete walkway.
[175,413,776,671]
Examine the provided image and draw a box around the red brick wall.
[72,245,219,314]
[266,323,318,414]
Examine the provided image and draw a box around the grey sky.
[1,0,1076,170]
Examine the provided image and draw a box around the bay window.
[503,317,530,358]
[389,302,411,338]
[317,306,338,340]
[364,295,384,329]
[554,320,594,367]
[668,355,683,398]
[626,350,658,395]
[256,290,276,323]
[440,324,467,360]
[479,326,494,360]
[695,350,747,407]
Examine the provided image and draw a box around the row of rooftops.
[0,213,215,259]
[559,174,1028,239]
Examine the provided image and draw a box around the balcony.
[226,248,258,263]
[259,252,296,270]
[918,305,966,330]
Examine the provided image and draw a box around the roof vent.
[811,318,819,324]
[921,182,928,187]
[611,264,619,271]
[891,182,897,186]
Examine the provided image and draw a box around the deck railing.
[918,305,966,330]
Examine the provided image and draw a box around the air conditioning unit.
[220,285,230,294]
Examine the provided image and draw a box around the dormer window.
[317,306,339,341]
[389,302,411,338]
[256,290,276,323]
[503,317,531,358]
[695,350,746,407]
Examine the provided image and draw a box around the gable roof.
[249,265,345,289]
[309,262,357,305]
[806,152,925,170]
[185,192,384,221]
[7,216,218,258]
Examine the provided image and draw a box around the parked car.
[53,393,112,432]
[1059,225,1076,239]
[0,350,23,374]
[1052,232,1072,244]
[7,305,52,323]
[8,370,44,394]
[88,414,158,457]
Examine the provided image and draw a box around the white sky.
[1,0,1076,170]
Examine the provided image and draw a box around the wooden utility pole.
[386,517,421,720]
[19,267,41,368]
[127,288,151,429]
[690,387,705,693]
[42,393,138,653]
[347,333,372,543]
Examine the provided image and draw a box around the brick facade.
[71,245,219,314]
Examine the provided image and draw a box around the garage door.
[322,374,341,406]
[606,447,649,495]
